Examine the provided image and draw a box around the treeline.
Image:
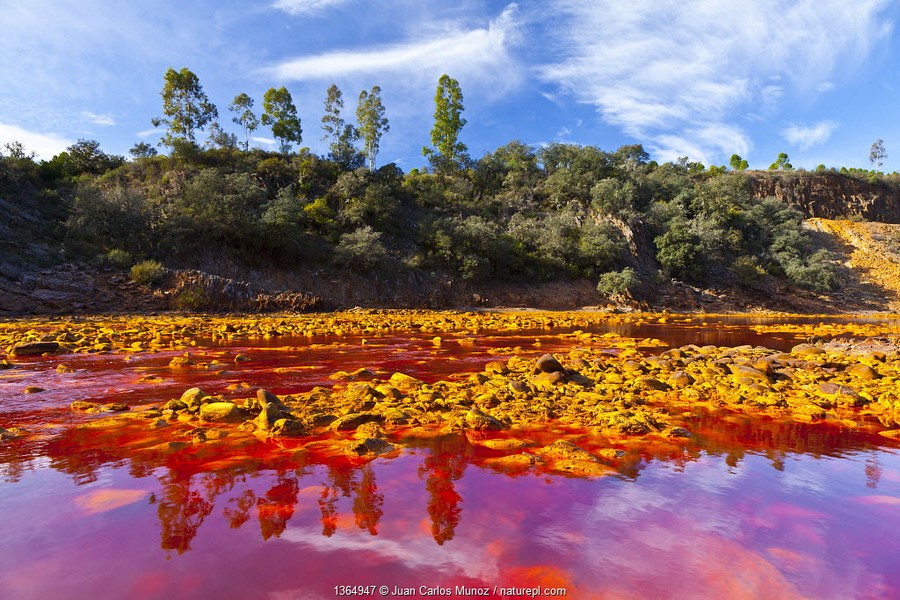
[0,67,848,300]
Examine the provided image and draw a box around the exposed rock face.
[751,173,900,223]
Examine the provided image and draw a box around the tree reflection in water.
[1,411,893,556]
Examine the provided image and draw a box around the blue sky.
[2,0,900,171]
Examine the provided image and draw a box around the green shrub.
[172,284,208,311]
[101,248,133,269]
[130,260,167,285]
[597,267,639,300]
[334,225,388,271]
[732,255,766,287]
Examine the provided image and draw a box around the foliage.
[130,260,167,285]
[769,152,793,171]
[101,248,134,269]
[151,67,218,147]
[261,87,302,154]
[870,139,887,169]
[597,267,639,299]
[424,74,468,174]
[356,86,389,171]
[334,225,388,271]
[229,93,259,151]
[129,142,158,159]
[322,84,363,170]
[729,154,749,171]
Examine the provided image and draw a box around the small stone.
[846,363,879,381]
[23,386,45,394]
[179,387,208,409]
[56,364,74,373]
[71,401,98,411]
[102,403,129,412]
[484,360,510,375]
[346,438,394,456]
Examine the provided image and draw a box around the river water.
[1,316,899,599]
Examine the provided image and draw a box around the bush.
[130,260,167,285]
[101,248,133,269]
[597,267,639,300]
[334,226,388,271]
[732,255,766,288]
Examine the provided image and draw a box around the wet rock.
[846,363,879,380]
[464,408,508,431]
[380,408,410,426]
[508,380,530,394]
[665,427,692,438]
[354,421,385,439]
[11,341,60,356]
[55,364,74,373]
[200,402,246,423]
[729,364,771,384]
[168,355,195,368]
[347,437,394,456]
[535,354,565,374]
[538,440,600,462]
[71,401,98,411]
[668,370,695,389]
[791,344,826,356]
[162,399,188,412]
[485,360,510,375]
[179,387,208,410]
[532,371,567,389]
[102,402,129,412]
[330,412,382,431]
[635,376,670,391]
[23,386,45,394]
[483,453,542,470]
[271,418,307,437]
[477,438,532,451]
[389,372,423,392]
[817,382,866,406]
[0,359,12,369]
[150,419,170,429]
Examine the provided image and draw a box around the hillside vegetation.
[3,67,900,313]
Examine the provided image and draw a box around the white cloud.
[0,123,70,159]
[267,3,522,94]
[783,121,838,150]
[540,0,892,163]
[81,111,115,126]
[272,0,350,15]
[136,129,159,139]
[252,136,277,146]
[816,82,836,92]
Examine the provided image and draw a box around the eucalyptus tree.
[151,67,218,148]
[229,93,259,151]
[423,74,468,173]
[322,83,362,169]
[356,86,389,171]
[261,87,302,154]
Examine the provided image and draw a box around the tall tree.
[423,74,468,173]
[151,67,218,147]
[729,154,749,171]
[321,84,362,169]
[261,86,302,154]
[229,93,259,151]
[356,86,389,171]
[870,139,887,169]
[768,152,793,171]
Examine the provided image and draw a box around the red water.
[1,318,900,599]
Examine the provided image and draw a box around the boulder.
[11,341,60,356]
[535,354,565,373]
[200,402,246,423]
[464,408,508,431]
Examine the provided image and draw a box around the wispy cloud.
[272,0,351,15]
[0,123,70,159]
[81,111,115,126]
[783,121,838,150]
[251,136,277,146]
[539,0,892,163]
[268,3,522,93]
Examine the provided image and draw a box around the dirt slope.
[807,218,900,312]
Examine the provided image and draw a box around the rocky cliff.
[751,172,900,223]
